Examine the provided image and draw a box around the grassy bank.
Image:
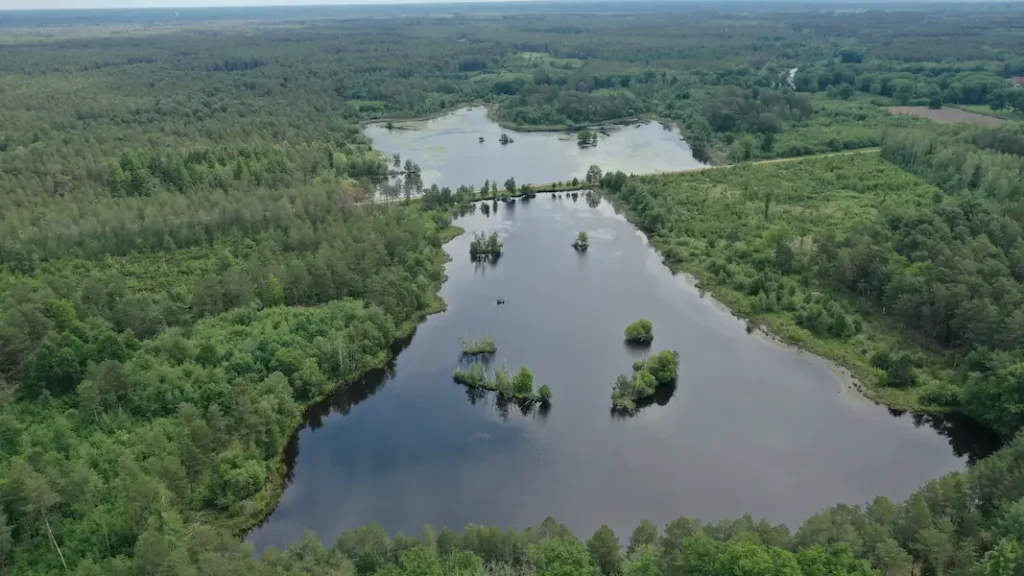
[647,232,944,411]
[602,153,958,415]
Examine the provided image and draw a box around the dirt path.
[694,147,880,171]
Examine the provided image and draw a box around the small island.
[611,350,680,411]
[499,133,514,145]
[577,129,597,148]
[469,231,502,261]
[459,337,497,356]
[572,231,589,251]
[453,362,552,403]
[623,318,654,344]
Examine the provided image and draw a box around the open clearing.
[951,104,1022,121]
[888,106,1006,125]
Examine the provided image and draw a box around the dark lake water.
[363,107,706,189]
[248,196,1000,552]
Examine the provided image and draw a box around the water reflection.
[364,107,706,190]
[473,258,500,273]
[250,195,1001,553]
[887,408,1002,464]
[610,381,678,420]
[301,335,412,431]
[460,388,551,422]
[275,335,412,490]
[624,340,654,355]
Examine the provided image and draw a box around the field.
[887,106,1006,125]
[951,104,1023,121]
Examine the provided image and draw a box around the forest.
[599,118,1024,439]
[3,2,1024,576]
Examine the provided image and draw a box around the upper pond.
[249,190,1000,552]
[363,107,706,188]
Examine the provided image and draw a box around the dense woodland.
[3,3,1024,576]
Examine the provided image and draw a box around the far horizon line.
[0,0,1001,14]
[0,0,617,13]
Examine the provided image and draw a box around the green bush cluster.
[459,337,498,356]
[468,232,503,261]
[623,319,654,344]
[611,350,679,410]
[453,362,551,403]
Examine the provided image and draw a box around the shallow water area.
[248,196,998,553]
[363,107,706,188]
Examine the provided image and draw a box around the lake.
[363,107,706,189]
[248,194,999,552]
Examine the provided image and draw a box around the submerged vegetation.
[624,319,655,344]
[459,337,498,356]
[453,361,551,403]
[469,231,503,261]
[612,350,680,411]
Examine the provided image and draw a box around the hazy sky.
[1,0,527,11]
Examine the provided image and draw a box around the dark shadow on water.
[454,203,477,218]
[495,394,547,422]
[459,382,549,422]
[473,257,500,274]
[471,254,501,270]
[253,332,416,533]
[303,349,404,430]
[624,340,653,354]
[610,381,678,420]
[457,353,494,369]
[885,408,1003,465]
[464,386,489,406]
[495,395,515,421]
